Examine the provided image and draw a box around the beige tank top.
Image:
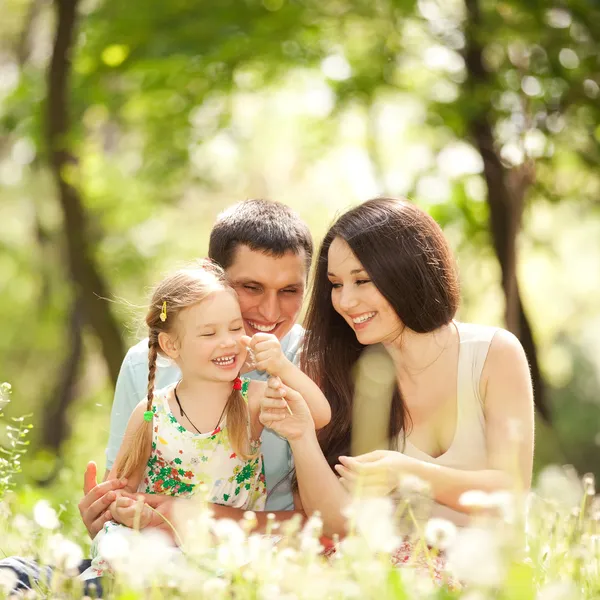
[401,321,498,526]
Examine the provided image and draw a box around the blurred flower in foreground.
[424,518,457,550]
[344,497,400,553]
[33,499,59,530]
[447,527,505,586]
[47,534,83,573]
[536,465,583,508]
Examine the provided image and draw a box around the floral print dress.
[139,378,265,507]
[84,378,266,579]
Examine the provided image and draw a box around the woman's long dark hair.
[301,197,460,472]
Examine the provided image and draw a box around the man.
[79,198,313,538]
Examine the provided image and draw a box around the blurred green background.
[1,0,599,529]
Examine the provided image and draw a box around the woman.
[260,197,534,535]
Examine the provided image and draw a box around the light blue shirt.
[105,324,304,511]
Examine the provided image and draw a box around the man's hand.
[78,461,128,538]
[242,334,291,377]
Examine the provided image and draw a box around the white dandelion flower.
[47,534,84,573]
[536,581,582,600]
[345,497,400,553]
[33,499,60,530]
[447,526,505,586]
[424,517,457,550]
[459,490,491,508]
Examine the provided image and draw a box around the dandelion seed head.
[424,517,457,550]
[459,489,491,508]
[33,499,59,530]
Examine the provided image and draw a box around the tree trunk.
[463,0,551,421]
[40,296,84,454]
[46,0,125,385]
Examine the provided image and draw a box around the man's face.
[225,244,307,341]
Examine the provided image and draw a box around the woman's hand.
[335,450,414,497]
[259,377,315,441]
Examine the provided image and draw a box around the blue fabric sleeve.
[105,349,145,471]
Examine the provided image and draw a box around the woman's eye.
[330,282,341,289]
[356,279,371,286]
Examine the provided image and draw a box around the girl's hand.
[242,334,290,377]
[259,377,315,441]
[334,450,413,497]
[110,492,153,529]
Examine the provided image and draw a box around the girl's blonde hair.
[116,259,255,480]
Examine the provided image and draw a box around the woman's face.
[327,237,403,346]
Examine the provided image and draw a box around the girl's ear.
[158,331,179,359]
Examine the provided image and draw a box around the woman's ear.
[158,331,179,359]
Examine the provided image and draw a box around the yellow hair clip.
[160,301,167,322]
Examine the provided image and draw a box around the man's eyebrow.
[281,282,303,289]
[231,278,262,285]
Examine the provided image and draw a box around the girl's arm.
[246,333,331,428]
[337,329,535,512]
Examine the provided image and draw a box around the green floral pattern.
[139,380,266,510]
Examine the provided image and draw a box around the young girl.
[86,260,330,576]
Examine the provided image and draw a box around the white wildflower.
[33,499,60,530]
[488,490,518,522]
[345,497,400,553]
[0,568,18,594]
[424,517,457,550]
[97,526,131,561]
[47,534,84,572]
[300,512,324,555]
[203,577,228,596]
[118,529,178,589]
[396,473,431,496]
[582,472,595,496]
[459,489,491,508]
[0,383,11,408]
[536,581,582,600]
[12,514,34,535]
[536,465,582,508]
[211,518,245,545]
[447,526,505,586]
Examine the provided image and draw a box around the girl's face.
[327,237,403,346]
[171,289,247,382]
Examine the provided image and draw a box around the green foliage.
[0,383,32,500]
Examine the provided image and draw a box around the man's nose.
[258,291,280,323]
